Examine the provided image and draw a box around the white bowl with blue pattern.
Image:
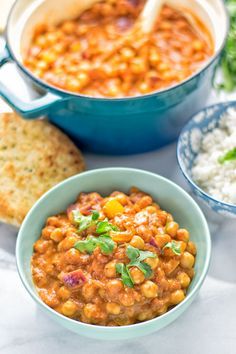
[177,101,236,218]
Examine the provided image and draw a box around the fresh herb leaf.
[126,246,156,263]
[138,250,157,262]
[137,262,153,278]
[162,241,181,256]
[97,234,115,255]
[115,263,134,288]
[91,210,100,221]
[218,147,236,164]
[96,219,119,234]
[126,245,140,260]
[74,236,98,254]
[72,210,99,232]
[74,234,115,255]
[215,0,236,91]
[126,245,156,278]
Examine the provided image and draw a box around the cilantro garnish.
[72,210,118,255]
[115,263,134,288]
[116,245,157,287]
[218,147,236,164]
[96,219,119,234]
[72,210,99,232]
[162,241,181,256]
[74,234,115,255]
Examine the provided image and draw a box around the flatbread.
[0,113,85,227]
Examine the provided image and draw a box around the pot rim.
[5,0,229,102]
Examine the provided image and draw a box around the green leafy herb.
[215,0,236,91]
[126,245,156,277]
[115,263,134,288]
[218,147,236,164]
[97,235,115,254]
[115,246,157,287]
[74,234,115,255]
[162,241,181,256]
[96,219,119,234]
[74,236,98,254]
[72,210,99,232]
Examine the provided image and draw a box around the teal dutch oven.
[0,0,228,154]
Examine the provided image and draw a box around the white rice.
[192,107,236,204]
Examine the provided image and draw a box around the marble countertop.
[0,37,236,354]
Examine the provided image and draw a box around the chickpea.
[180,252,195,269]
[136,225,152,242]
[177,272,191,288]
[32,268,47,287]
[170,290,185,305]
[83,303,106,321]
[36,60,48,70]
[130,58,147,74]
[82,282,97,301]
[77,72,90,88]
[119,291,135,307]
[61,21,76,34]
[58,286,71,300]
[158,62,169,72]
[164,259,180,275]
[149,50,160,65]
[114,193,128,206]
[157,305,168,315]
[137,310,153,321]
[141,281,158,298]
[106,302,121,315]
[129,267,145,284]
[178,241,187,254]
[34,239,50,253]
[137,196,153,209]
[64,248,81,265]
[144,257,159,270]
[39,290,59,308]
[70,41,81,52]
[42,226,55,240]
[130,235,145,249]
[106,279,123,297]
[165,222,179,237]
[58,235,78,251]
[61,300,78,317]
[155,234,171,248]
[50,228,64,242]
[104,260,117,278]
[40,50,57,64]
[186,268,195,279]
[186,241,197,256]
[176,229,190,242]
[166,213,174,223]
[120,47,135,61]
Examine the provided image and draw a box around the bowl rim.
[16,167,211,333]
[5,0,229,102]
[177,101,236,212]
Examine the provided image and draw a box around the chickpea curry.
[31,188,197,326]
[25,0,213,97]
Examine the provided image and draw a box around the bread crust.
[0,113,85,226]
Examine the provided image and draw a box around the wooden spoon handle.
[140,0,165,33]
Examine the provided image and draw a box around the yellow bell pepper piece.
[103,199,124,218]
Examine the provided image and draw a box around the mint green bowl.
[16,168,211,340]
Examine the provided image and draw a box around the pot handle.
[0,45,64,119]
